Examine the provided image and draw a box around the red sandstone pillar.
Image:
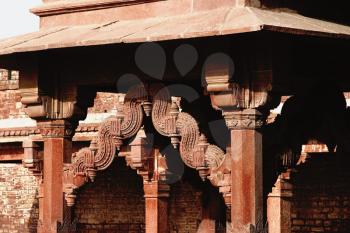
[143,181,170,233]
[38,120,73,233]
[226,109,264,233]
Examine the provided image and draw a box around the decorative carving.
[63,83,231,206]
[208,152,232,207]
[223,109,265,130]
[151,85,227,177]
[62,84,147,206]
[0,127,40,137]
[38,120,75,138]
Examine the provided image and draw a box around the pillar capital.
[223,109,265,130]
[37,120,75,138]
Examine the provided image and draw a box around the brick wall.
[0,68,121,120]
[74,158,145,233]
[0,69,19,91]
[74,159,206,233]
[0,163,39,233]
[0,69,24,119]
[168,179,203,233]
[291,153,350,233]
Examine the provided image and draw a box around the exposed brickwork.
[0,69,120,119]
[0,163,39,233]
[168,180,203,233]
[0,69,22,118]
[74,158,145,233]
[0,69,19,91]
[74,158,205,233]
[0,90,26,119]
[291,153,350,233]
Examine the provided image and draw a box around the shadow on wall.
[29,189,39,233]
[290,152,350,233]
[263,84,349,191]
[73,158,146,233]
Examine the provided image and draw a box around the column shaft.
[144,181,169,233]
[39,120,73,233]
[231,129,263,232]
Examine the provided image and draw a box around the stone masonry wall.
[0,163,39,233]
[291,153,350,233]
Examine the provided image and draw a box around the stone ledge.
[31,0,162,16]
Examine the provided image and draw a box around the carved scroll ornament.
[151,85,228,180]
[63,85,148,206]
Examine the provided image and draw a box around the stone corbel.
[22,139,43,176]
[204,55,279,129]
[19,58,48,119]
[20,63,92,122]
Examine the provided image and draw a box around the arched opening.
[74,157,145,233]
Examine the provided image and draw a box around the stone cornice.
[31,0,162,16]
[38,120,75,138]
[0,123,100,139]
[0,127,40,137]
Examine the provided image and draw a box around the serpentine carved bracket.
[150,85,228,181]
[63,84,149,206]
[63,83,229,206]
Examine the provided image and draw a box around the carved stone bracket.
[207,151,232,207]
[151,85,227,180]
[62,84,148,206]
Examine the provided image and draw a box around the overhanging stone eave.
[0,6,349,58]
